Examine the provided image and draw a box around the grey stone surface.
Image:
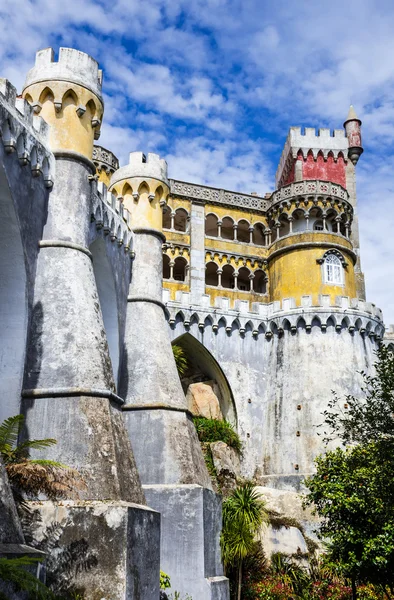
[0,544,46,599]
[144,485,229,600]
[24,500,160,600]
[110,151,169,187]
[0,457,24,544]
[259,524,309,558]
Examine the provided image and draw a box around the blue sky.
[1,0,393,323]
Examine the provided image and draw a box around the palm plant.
[0,414,85,502]
[172,344,188,376]
[221,482,268,600]
[0,556,56,600]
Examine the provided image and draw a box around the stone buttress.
[110,152,230,600]
[20,48,160,600]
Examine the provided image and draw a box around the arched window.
[237,267,251,291]
[205,262,219,286]
[324,254,343,285]
[237,220,250,243]
[253,223,265,246]
[163,254,171,279]
[221,217,234,240]
[162,208,172,230]
[173,257,187,281]
[205,214,218,237]
[314,220,324,231]
[253,270,267,294]
[174,209,188,232]
[222,264,235,288]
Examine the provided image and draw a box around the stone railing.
[170,179,270,212]
[270,180,348,206]
[93,145,119,173]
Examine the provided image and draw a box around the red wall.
[302,152,346,188]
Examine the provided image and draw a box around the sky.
[0,0,393,323]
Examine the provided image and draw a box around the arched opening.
[309,207,323,231]
[174,208,188,232]
[323,253,344,285]
[0,162,27,422]
[90,238,120,385]
[237,219,250,243]
[163,254,171,279]
[205,213,218,237]
[278,214,290,237]
[222,264,235,289]
[291,209,307,233]
[237,267,251,291]
[253,270,267,294]
[221,216,234,240]
[205,262,219,286]
[173,256,187,281]
[314,220,324,231]
[162,208,172,230]
[253,223,265,246]
[172,333,237,425]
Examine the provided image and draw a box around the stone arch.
[173,256,187,281]
[222,264,235,289]
[237,266,251,291]
[162,206,172,229]
[221,216,234,240]
[253,269,267,294]
[205,213,218,237]
[174,208,188,232]
[253,222,265,246]
[163,254,171,279]
[172,332,237,425]
[237,219,250,243]
[0,160,28,422]
[205,261,219,286]
[90,237,120,386]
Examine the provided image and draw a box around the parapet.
[23,47,103,102]
[276,126,349,189]
[110,152,169,189]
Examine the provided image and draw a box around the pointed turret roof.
[344,105,361,125]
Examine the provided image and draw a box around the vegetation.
[304,345,394,599]
[160,570,171,590]
[172,344,188,376]
[0,414,85,502]
[193,416,242,453]
[0,556,56,600]
[221,482,268,600]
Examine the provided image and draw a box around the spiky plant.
[0,556,56,600]
[172,344,188,376]
[221,482,268,600]
[0,414,85,502]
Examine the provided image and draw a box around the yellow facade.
[110,177,169,231]
[23,81,103,158]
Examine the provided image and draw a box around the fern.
[172,345,188,376]
[0,414,56,464]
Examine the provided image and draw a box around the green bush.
[193,417,242,453]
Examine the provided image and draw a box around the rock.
[258,524,309,559]
[186,382,223,420]
[210,441,240,495]
[210,441,240,477]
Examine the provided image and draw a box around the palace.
[0,47,387,599]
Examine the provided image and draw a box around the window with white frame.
[324,254,343,285]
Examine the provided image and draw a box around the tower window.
[324,254,343,285]
[314,220,324,231]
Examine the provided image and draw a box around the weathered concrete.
[144,485,229,600]
[0,457,24,544]
[23,500,160,600]
[259,524,309,559]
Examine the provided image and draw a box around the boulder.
[258,524,308,559]
[186,382,223,420]
[210,441,240,495]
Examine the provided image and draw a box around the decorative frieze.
[270,180,348,206]
[170,179,269,212]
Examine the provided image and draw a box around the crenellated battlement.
[0,79,53,186]
[24,47,103,101]
[164,290,384,339]
[111,151,169,189]
[91,180,133,251]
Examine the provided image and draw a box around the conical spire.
[344,105,360,123]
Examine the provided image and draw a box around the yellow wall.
[23,81,103,158]
[268,233,356,305]
[111,177,169,231]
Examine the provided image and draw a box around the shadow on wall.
[172,333,237,426]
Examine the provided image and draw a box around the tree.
[221,482,268,600]
[0,414,85,502]
[304,345,394,600]
[172,344,188,376]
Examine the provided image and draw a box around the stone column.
[346,161,365,299]
[189,200,206,303]
[112,152,229,600]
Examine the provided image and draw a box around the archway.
[0,161,27,422]
[90,238,120,386]
[172,332,237,425]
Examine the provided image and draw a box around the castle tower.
[109,153,229,599]
[21,49,142,502]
